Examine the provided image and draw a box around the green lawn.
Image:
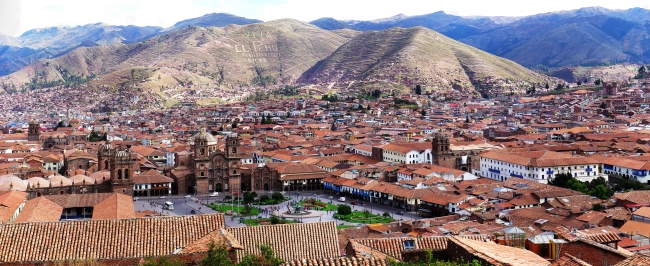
[298,199,339,211]
[334,210,394,224]
[207,204,260,216]
[336,225,356,230]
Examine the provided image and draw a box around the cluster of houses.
[0,79,650,264]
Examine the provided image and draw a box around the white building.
[592,155,650,184]
[479,151,603,184]
[381,143,432,164]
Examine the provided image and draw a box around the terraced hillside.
[299,27,557,95]
[0,19,349,96]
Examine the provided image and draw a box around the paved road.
[133,191,420,227]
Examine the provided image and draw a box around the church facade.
[175,129,244,195]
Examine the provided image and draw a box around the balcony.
[510,173,524,178]
[546,170,554,175]
[488,168,501,174]
[632,170,647,176]
[586,167,593,172]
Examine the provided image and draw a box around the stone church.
[19,143,137,199]
[431,131,478,172]
[171,129,243,195]
[169,129,340,195]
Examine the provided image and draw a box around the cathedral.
[173,129,243,195]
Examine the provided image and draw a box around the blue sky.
[1,0,649,36]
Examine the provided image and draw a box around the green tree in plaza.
[337,204,352,215]
[271,192,284,202]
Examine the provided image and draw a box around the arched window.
[124,170,129,179]
[104,161,108,170]
[200,148,205,155]
[201,172,205,177]
[117,169,122,179]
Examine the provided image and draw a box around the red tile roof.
[227,221,340,262]
[0,214,226,263]
[448,236,550,266]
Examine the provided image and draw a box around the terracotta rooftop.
[615,253,650,266]
[448,236,550,266]
[551,254,592,266]
[0,214,226,263]
[0,191,27,223]
[227,221,340,262]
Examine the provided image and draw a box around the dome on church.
[30,119,39,125]
[0,174,28,191]
[49,175,72,187]
[70,174,95,185]
[27,177,50,188]
[189,128,218,145]
[90,171,110,184]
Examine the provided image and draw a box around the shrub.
[260,195,270,202]
[383,212,391,217]
[270,216,280,225]
[271,192,284,202]
[338,204,352,215]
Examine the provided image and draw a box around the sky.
[0,0,649,36]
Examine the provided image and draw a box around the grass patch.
[337,225,356,230]
[334,210,394,224]
[207,204,260,216]
[298,198,338,211]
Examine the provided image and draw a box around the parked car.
[350,201,358,205]
[210,192,219,197]
[338,197,346,202]
[159,196,167,199]
[190,210,196,214]
[396,211,404,215]
[184,195,191,198]
[132,197,139,201]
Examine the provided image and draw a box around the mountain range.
[0,13,261,75]
[0,20,350,100]
[1,6,649,103]
[298,27,552,95]
[0,19,552,102]
[310,7,650,69]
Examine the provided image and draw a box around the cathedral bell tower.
[432,131,450,155]
[226,133,241,158]
[97,144,115,171]
[110,148,134,195]
[432,131,451,167]
[28,120,41,141]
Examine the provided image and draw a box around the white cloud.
[3,0,650,36]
